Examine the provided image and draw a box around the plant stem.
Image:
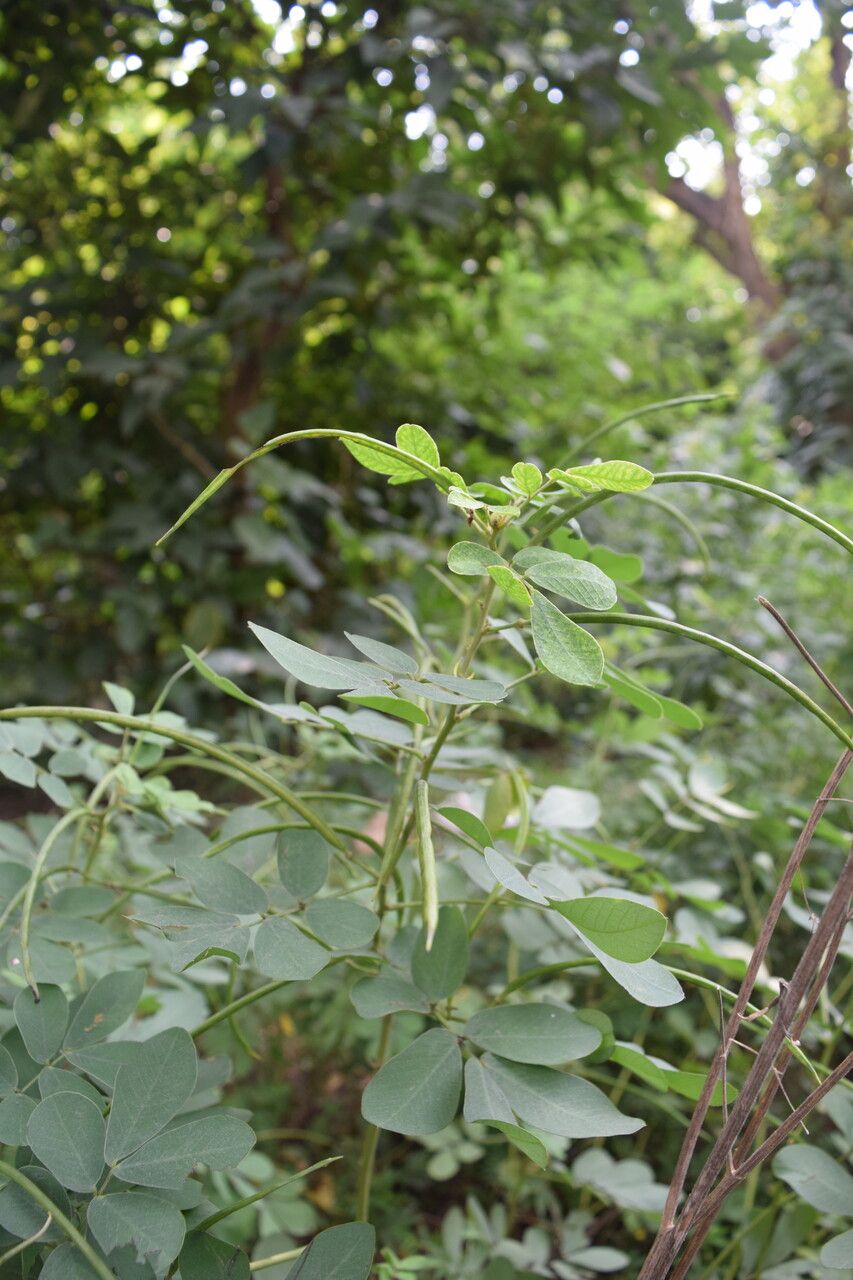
[20,807,86,997]
[0,1160,115,1280]
[356,1014,393,1222]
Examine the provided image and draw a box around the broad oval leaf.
[114,1114,255,1188]
[551,461,653,493]
[305,899,379,950]
[88,1192,186,1272]
[463,1056,514,1124]
[277,829,330,899]
[483,1054,643,1138]
[351,967,430,1019]
[772,1145,853,1214]
[465,1004,602,1065]
[344,632,418,674]
[822,1230,853,1270]
[511,461,543,496]
[254,917,330,981]
[531,592,604,687]
[447,542,505,576]
[555,895,667,963]
[361,1028,462,1136]
[289,1222,376,1280]
[396,423,439,468]
[14,985,68,1064]
[411,906,469,999]
[27,1091,106,1192]
[40,1243,103,1279]
[105,1027,198,1164]
[175,855,267,916]
[517,549,617,610]
[64,970,144,1051]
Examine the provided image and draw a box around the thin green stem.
[561,611,852,749]
[250,1247,305,1271]
[356,1014,393,1222]
[558,392,733,467]
[20,807,86,997]
[0,1160,115,1280]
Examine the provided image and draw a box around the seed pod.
[415,780,439,950]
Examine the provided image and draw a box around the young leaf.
[342,437,422,484]
[550,461,653,493]
[447,542,505,576]
[87,1192,186,1272]
[361,1028,462,1136]
[104,1027,198,1164]
[344,632,419,674]
[511,462,543,496]
[464,1004,602,1065]
[530,591,604,686]
[114,1114,255,1188]
[248,622,376,690]
[175,855,267,916]
[484,846,548,905]
[27,1092,106,1191]
[487,565,531,609]
[515,548,617,611]
[487,1121,549,1168]
[482,1055,643,1138]
[554,895,667,963]
[396,423,440,468]
[289,1222,376,1280]
[411,905,469,999]
[277,829,330,899]
[342,690,429,725]
[254,917,330,981]
[14,985,69,1064]
[64,970,145,1051]
[305,899,379,950]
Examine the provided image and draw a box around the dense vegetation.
[0,2,851,1277]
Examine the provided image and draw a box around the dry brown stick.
[640,835,853,1279]
[669,1048,853,1278]
[758,596,853,717]
[640,749,851,1272]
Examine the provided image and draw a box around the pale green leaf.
[289,1222,376,1280]
[463,1057,514,1124]
[114,1114,255,1188]
[175,855,267,916]
[530,592,604,687]
[551,461,653,493]
[0,1164,71,1242]
[277,829,330,899]
[484,846,548,905]
[14,985,69,1064]
[411,906,468,999]
[351,967,430,1019]
[104,1027,198,1164]
[179,1234,251,1280]
[0,1094,35,1144]
[40,1243,102,1279]
[342,690,429,725]
[344,632,418,674]
[487,565,531,609]
[64,970,144,1051]
[248,622,377,690]
[305,899,379,950]
[343,436,422,484]
[447,542,505,576]
[772,1145,853,1214]
[87,1192,186,1272]
[396,423,440,468]
[515,548,617,610]
[438,806,493,848]
[554,895,666,963]
[254,917,330,981]
[483,1055,643,1138]
[361,1028,462,1136]
[27,1091,106,1191]
[488,1121,549,1168]
[465,1004,602,1065]
[511,462,543,496]
[822,1230,853,1269]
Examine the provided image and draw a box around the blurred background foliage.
[0,0,849,711]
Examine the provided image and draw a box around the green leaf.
[351,967,430,1018]
[249,622,376,690]
[484,845,548,905]
[114,1114,255,1188]
[424,673,507,703]
[487,565,531,609]
[64,1041,140,1089]
[39,1066,105,1106]
[563,833,644,872]
[289,1222,376,1280]
[254,917,330,981]
[396,423,440,468]
[40,1243,103,1280]
[822,1230,853,1270]
[104,1027,198,1164]
[27,1091,106,1191]
[610,1043,669,1092]
[515,548,617,610]
[551,461,653,493]
[585,943,684,1007]
[0,1093,35,1144]
[530,591,604,686]
[87,1192,186,1272]
[176,854,267,916]
[305,899,379,950]
[464,1004,602,1065]
[511,462,543,496]
[604,666,663,717]
[487,1121,549,1168]
[103,681,135,715]
[482,1055,643,1138]
[277,829,330,899]
[447,542,505,576]
[0,1163,71,1242]
[554,895,667,962]
[342,690,429,725]
[411,906,469,999]
[656,693,704,730]
[183,645,267,711]
[772,1145,853,1214]
[463,1056,514,1124]
[179,1234,251,1280]
[344,632,418,674]
[64,970,144,1051]
[533,785,600,830]
[361,1028,462,1136]
[14,985,69,1064]
[438,806,493,848]
[588,545,643,583]
[343,436,422,484]
[0,1043,17,1096]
